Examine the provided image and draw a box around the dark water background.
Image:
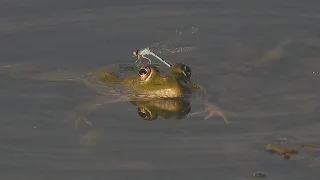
[1,0,320,179]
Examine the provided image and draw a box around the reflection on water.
[76,98,193,147]
[131,98,191,121]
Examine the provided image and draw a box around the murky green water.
[1,0,320,179]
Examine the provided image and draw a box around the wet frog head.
[121,63,200,98]
[85,62,202,104]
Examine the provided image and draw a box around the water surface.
[1,0,320,179]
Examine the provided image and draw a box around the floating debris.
[265,141,319,160]
[265,144,294,160]
[252,172,268,178]
[266,136,319,160]
[275,137,288,143]
[301,144,318,150]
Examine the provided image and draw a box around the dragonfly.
[132,27,198,67]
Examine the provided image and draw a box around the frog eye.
[138,68,148,75]
[138,66,152,81]
[138,110,147,119]
[138,107,157,120]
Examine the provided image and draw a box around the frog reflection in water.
[78,62,228,123]
[131,98,191,121]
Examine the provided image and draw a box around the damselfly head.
[133,50,139,57]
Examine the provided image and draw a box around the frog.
[0,61,228,128]
[72,62,228,146]
[75,62,228,125]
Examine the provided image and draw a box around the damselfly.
[133,27,198,67]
